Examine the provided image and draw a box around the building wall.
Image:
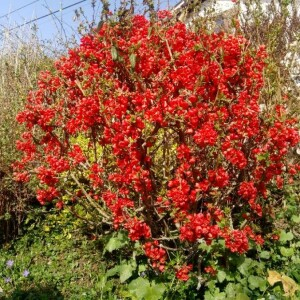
[173,0,300,21]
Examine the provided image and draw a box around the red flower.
[36,187,59,205]
[125,218,151,241]
[55,200,64,210]
[68,145,86,165]
[144,241,167,272]
[194,123,218,148]
[204,266,217,276]
[208,168,230,188]
[238,182,257,200]
[180,213,221,243]
[223,229,249,254]
[176,264,193,281]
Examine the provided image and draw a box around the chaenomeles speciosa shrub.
[14,11,299,281]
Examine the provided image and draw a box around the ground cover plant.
[13,7,300,298]
[0,207,113,299]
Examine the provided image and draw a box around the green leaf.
[43,225,50,232]
[203,293,215,300]
[207,280,217,290]
[105,237,120,252]
[138,264,147,273]
[291,215,300,223]
[217,270,227,283]
[205,290,226,300]
[279,230,294,243]
[248,275,259,289]
[225,272,235,282]
[256,152,269,161]
[144,283,166,300]
[128,279,165,300]
[128,277,150,299]
[111,46,118,60]
[237,258,253,276]
[235,294,250,300]
[225,283,239,297]
[105,232,128,252]
[130,54,136,69]
[119,263,135,283]
[280,246,294,257]
[198,241,212,253]
[248,275,266,291]
[106,265,120,277]
[259,251,271,259]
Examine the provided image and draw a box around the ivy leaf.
[259,251,270,259]
[267,271,299,297]
[128,277,150,298]
[291,215,300,223]
[119,263,135,283]
[128,278,165,300]
[267,270,282,286]
[280,246,294,257]
[279,230,294,243]
[235,293,250,300]
[248,275,267,291]
[281,275,299,297]
[144,283,166,300]
[217,270,226,283]
[237,258,253,276]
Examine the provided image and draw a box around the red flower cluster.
[14,13,299,279]
[223,229,250,254]
[180,213,220,243]
[144,241,167,272]
[125,218,151,241]
[204,266,217,276]
[176,264,193,281]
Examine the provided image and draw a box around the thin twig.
[70,172,111,220]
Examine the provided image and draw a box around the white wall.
[173,0,300,19]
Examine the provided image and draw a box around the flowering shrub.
[14,13,299,280]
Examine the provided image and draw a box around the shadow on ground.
[7,284,64,300]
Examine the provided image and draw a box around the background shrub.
[0,28,54,244]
